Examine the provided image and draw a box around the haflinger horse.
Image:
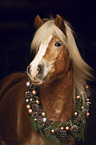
[0,15,92,145]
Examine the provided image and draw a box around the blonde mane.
[31,18,92,103]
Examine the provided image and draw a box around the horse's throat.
[40,70,74,122]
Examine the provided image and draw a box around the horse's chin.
[29,77,45,86]
[29,73,55,86]
[32,80,44,86]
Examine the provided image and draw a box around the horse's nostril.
[37,64,43,77]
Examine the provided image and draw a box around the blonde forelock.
[30,18,92,104]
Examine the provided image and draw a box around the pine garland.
[25,81,91,145]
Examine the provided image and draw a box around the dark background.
[0,0,96,145]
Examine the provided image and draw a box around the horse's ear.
[55,14,66,36]
[34,15,43,29]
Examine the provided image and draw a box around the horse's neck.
[40,69,74,122]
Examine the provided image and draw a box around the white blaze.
[30,35,52,78]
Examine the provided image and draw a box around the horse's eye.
[55,41,62,47]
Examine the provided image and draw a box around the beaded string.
[25,80,91,144]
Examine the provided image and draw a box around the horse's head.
[27,14,92,96]
[27,15,70,85]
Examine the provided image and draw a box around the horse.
[0,14,92,145]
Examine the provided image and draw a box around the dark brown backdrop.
[0,0,96,145]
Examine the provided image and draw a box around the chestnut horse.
[0,15,92,145]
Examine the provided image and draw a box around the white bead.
[36,99,40,104]
[74,112,78,116]
[26,81,30,87]
[26,104,30,109]
[81,106,84,109]
[50,129,55,134]
[30,98,33,101]
[87,99,89,101]
[86,85,89,89]
[32,90,36,95]
[26,99,29,103]
[42,112,45,116]
[43,118,47,123]
[65,126,69,131]
[61,127,64,130]
[28,109,32,114]
[87,112,90,116]
[77,95,80,99]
